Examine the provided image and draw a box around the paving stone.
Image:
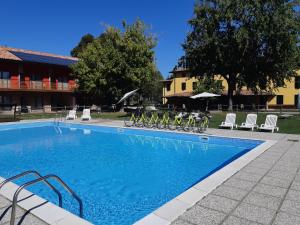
[179,205,226,225]
[252,183,287,198]
[295,174,300,182]
[285,189,300,202]
[247,161,273,170]
[272,164,299,173]
[0,196,11,209]
[280,199,300,217]
[3,213,47,225]
[171,219,194,225]
[267,170,295,181]
[243,192,281,210]
[242,166,268,176]
[0,206,26,224]
[232,171,263,182]
[260,176,291,189]
[273,212,300,225]
[233,203,276,225]
[198,194,238,213]
[224,178,256,191]
[212,185,248,201]
[291,181,300,191]
[222,216,261,225]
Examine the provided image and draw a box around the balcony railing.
[0,79,75,91]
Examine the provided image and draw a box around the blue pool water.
[0,122,262,224]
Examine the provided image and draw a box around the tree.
[143,70,164,103]
[193,76,223,95]
[182,0,300,110]
[71,19,158,105]
[71,34,94,57]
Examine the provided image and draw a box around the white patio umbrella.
[117,89,139,104]
[190,92,220,99]
[190,92,220,110]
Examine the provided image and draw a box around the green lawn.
[208,111,300,134]
[1,111,299,134]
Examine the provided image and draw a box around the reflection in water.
[123,133,209,154]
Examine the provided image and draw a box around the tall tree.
[71,34,94,57]
[193,76,223,95]
[182,0,300,110]
[71,19,158,105]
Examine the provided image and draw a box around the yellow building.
[162,68,300,109]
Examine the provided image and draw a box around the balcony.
[0,79,75,92]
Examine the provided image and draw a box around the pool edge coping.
[0,120,276,225]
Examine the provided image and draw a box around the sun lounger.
[81,109,91,121]
[238,113,257,131]
[258,114,279,133]
[66,110,77,120]
[219,113,237,130]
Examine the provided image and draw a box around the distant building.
[0,46,78,112]
[162,67,300,110]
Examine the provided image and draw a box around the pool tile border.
[0,121,276,225]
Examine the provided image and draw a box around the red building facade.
[0,46,77,111]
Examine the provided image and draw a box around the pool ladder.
[0,170,83,225]
[53,111,66,125]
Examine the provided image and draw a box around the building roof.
[166,92,193,98]
[0,46,78,66]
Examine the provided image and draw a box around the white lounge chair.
[66,110,77,120]
[81,109,91,121]
[238,113,258,131]
[258,115,279,133]
[219,113,237,130]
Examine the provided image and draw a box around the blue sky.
[0,0,195,77]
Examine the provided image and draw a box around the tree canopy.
[193,76,224,95]
[181,0,300,109]
[71,34,94,57]
[71,20,161,105]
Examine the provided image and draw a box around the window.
[0,71,10,79]
[276,95,284,105]
[295,77,300,89]
[166,83,171,91]
[295,95,300,107]
[193,82,197,90]
[181,82,186,91]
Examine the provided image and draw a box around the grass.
[1,111,299,134]
[209,111,300,134]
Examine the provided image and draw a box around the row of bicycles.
[124,110,210,133]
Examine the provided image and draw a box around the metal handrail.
[0,170,62,207]
[10,174,83,225]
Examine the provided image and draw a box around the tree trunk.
[227,75,235,111]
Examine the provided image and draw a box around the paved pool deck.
[0,119,300,225]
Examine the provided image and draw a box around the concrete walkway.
[0,119,299,225]
[169,130,300,225]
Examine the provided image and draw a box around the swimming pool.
[0,122,263,224]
